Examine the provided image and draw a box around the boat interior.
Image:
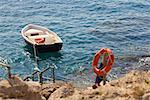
[24,29,57,44]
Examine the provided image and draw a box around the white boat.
[21,24,63,52]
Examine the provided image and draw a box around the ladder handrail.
[23,70,40,81]
[0,62,10,68]
[33,44,40,71]
[24,64,56,84]
[39,65,56,84]
[0,62,11,78]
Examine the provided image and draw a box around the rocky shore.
[0,70,149,100]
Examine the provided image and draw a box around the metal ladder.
[23,64,57,84]
[25,44,57,84]
[0,62,57,84]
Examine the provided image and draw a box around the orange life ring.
[35,38,45,44]
[92,48,114,76]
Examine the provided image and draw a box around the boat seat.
[28,34,56,44]
[30,33,39,36]
[25,29,45,36]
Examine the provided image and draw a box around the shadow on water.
[23,45,62,61]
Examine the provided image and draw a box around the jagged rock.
[0,70,150,100]
[56,70,150,100]
[48,84,74,100]
[40,82,66,99]
[25,81,41,92]
[0,75,45,100]
[0,77,27,98]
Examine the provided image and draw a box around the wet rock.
[138,57,150,71]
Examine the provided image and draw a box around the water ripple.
[0,0,150,85]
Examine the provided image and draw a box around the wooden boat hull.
[25,39,63,52]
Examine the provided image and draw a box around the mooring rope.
[33,44,40,72]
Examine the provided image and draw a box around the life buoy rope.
[92,48,114,76]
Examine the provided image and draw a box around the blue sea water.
[0,0,150,86]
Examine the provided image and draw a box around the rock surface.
[0,75,44,100]
[0,70,149,100]
[48,83,74,100]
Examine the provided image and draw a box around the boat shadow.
[23,45,63,61]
